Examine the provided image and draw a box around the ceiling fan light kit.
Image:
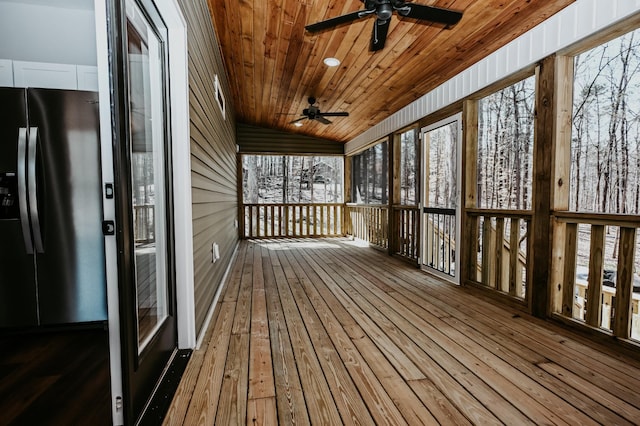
[290,2,462,128]
[323,57,341,67]
[305,0,463,51]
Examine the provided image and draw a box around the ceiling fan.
[290,97,349,125]
[305,0,463,51]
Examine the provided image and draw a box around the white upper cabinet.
[0,59,12,87]
[0,0,97,90]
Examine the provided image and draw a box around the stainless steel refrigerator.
[0,88,107,328]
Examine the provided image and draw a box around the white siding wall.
[346,0,640,154]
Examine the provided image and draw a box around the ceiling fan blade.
[320,112,349,117]
[306,10,372,33]
[397,4,462,26]
[315,116,332,124]
[289,116,306,124]
[370,19,390,51]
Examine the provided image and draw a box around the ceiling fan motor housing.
[307,0,463,51]
[377,3,393,20]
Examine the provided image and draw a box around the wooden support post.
[237,154,245,238]
[613,227,636,338]
[390,136,400,255]
[461,100,479,285]
[585,224,605,328]
[343,158,351,236]
[530,55,559,317]
[550,55,575,314]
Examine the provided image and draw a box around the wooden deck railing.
[553,212,640,341]
[423,207,456,276]
[391,205,420,262]
[466,209,531,300]
[345,204,389,249]
[134,204,155,244]
[242,203,343,238]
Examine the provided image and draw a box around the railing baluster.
[585,224,605,328]
[561,223,578,317]
[481,217,492,287]
[495,218,505,292]
[509,218,522,297]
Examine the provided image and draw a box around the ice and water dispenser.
[0,172,18,219]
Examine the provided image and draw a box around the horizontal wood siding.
[178,0,238,334]
[237,123,344,155]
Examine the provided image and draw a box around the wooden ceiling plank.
[207,0,576,142]
[261,0,284,125]
[281,0,358,131]
[331,0,571,141]
[272,3,315,127]
[268,1,301,125]
[209,0,247,118]
[238,0,257,120]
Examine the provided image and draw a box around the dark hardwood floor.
[0,327,111,426]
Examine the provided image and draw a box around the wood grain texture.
[205,0,575,143]
[166,239,640,424]
[530,56,555,317]
[585,224,605,327]
[613,227,637,338]
[0,329,110,426]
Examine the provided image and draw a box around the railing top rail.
[466,208,533,219]
[392,204,420,211]
[345,203,389,208]
[423,207,456,215]
[553,211,640,227]
[243,202,344,207]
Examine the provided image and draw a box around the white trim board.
[153,0,195,351]
[346,0,640,155]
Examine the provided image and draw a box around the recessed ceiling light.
[323,57,340,67]
[294,122,303,127]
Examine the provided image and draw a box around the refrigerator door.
[27,89,107,324]
[0,87,38,327]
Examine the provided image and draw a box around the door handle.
[17,127,33,254]
[28,127,44,253]
[102,220,115,236]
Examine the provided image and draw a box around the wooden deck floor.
[163,238,640,425]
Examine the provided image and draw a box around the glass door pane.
[126,1,169,353]
[422,118,460,281]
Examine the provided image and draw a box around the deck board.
[164,238,640,425]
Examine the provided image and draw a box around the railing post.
[461,99,478,285]
[549,55,574,315]
[530,55,564,317]
[613,227,636,338]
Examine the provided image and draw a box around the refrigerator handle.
[18,127,34,254]
[28,127,44,253]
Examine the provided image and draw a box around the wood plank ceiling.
[206,0,575,143]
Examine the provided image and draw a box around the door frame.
[420,113,462,285]
[93,0,192,423]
